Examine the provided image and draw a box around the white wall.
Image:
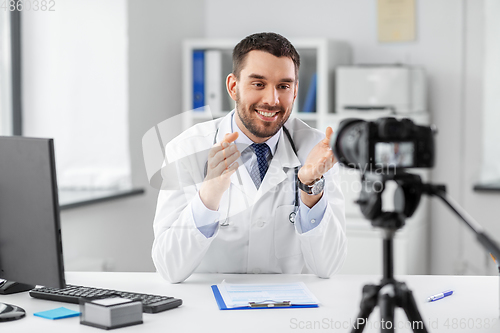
[461,0,500,276]
[204,0,499,275]
[481,0,500,184]
[60,0,205,272]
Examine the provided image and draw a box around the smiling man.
[231,50,295,141]
[152,32,347,283]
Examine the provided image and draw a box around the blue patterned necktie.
[249,143,271,189]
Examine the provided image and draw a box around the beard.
[235,90,292,139]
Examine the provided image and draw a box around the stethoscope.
[204,124,300,226]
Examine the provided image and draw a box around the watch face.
[311,177,325,195]
[298,176,325,195]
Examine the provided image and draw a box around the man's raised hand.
[199,132,240,211]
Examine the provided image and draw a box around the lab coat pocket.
[274,205,302,259]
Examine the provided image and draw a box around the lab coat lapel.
[214,111,233,143]
[255,127,301,202]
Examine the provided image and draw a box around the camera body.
[331,117,435,172]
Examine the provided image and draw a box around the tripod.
[350,170,500,333]
[351,212,427,333]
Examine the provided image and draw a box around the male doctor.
[152,32,347,283]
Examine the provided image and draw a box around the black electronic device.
[0,136,65,322]
[0,136,182,317]
[30,284,182,313]
[331,117,435,171]
[329,118,500,333]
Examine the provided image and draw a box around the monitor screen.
[0,136,65,289]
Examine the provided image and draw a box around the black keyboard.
[29,284,182,313]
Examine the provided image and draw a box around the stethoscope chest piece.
[289,211,296,224]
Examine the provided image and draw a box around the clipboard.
[211,285,319,310]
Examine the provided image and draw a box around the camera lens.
[331,119,368,169]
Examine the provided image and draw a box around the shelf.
[59,188,145,210]
[473,181,500,193]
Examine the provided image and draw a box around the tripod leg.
[379,285,396,333]
[351,284,380,333]
[397,282,428,333]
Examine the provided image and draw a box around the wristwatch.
[298,176,325,195]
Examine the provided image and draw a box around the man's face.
[228,50,298,143]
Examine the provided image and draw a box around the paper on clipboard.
[215,280,319,309]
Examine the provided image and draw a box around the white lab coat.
[152,111,347,283]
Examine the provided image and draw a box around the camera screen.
[374,142,414,167]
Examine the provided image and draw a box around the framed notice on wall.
[378,0,416,42]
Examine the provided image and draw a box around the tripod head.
[355,170,430,231]
[355,169,500,264]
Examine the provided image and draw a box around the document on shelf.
[212,280,319,309]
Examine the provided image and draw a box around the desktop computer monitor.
[0,136,66,321]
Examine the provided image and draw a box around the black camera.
[330,117,435,172]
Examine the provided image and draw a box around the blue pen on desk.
[427,290,453,302]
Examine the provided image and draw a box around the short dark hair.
[232,32,300,80]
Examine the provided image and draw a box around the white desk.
[1,272,498,332]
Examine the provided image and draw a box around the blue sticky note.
[34,307,81,320]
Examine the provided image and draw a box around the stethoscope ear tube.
[282,127,300,224]
[288,165,299,224]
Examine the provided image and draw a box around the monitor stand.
[0,280,34,322]
[0,280,34,295]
